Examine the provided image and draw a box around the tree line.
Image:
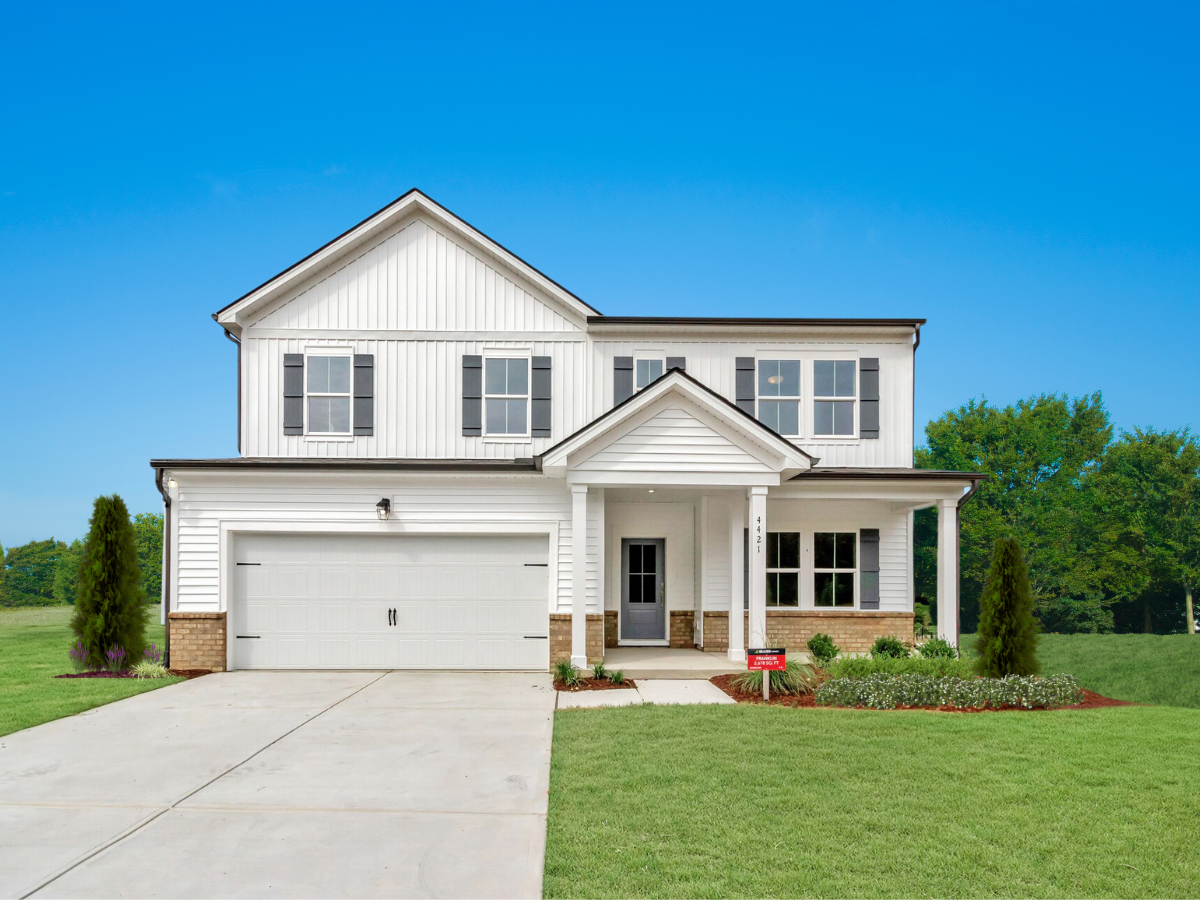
[914,392,1199,634]
[0,512,163,607]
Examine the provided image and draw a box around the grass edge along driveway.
[545,703,1199,899]
[0,605,183,737]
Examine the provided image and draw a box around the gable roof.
[213,189,601,331]
[540,368,815,481]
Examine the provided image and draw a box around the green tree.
[0,538,67,607]
[976,537,1041,677]
[71,496,146,668]
[52,539,86,605]
[916,392,1112,632]
[132,512,164,604]
[1088,428,1200,634]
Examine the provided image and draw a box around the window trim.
[756,359,803,438]
[634,355,666,391]
[482,348,532,440]
[812,359,859,440]
[765,531,801,608]
[303,348,354,439]
[813,530,858,609]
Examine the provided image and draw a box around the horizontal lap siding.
[169,478,602,616]
[575,407,773,473]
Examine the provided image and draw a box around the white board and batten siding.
[169,477,605,623]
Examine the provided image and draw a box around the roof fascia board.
[586,317,924,336]
[215,190,598,331]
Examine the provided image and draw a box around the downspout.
[154,467,173,667]
[954,475,983,645]
[214,316,242,454]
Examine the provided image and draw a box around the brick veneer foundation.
[701,610,914,655]
[549,613,604,665]
[669,610,695,648]
[168,612,227,671]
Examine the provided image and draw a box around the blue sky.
[2,1,1197,548]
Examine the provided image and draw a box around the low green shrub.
[815,673,1082,710]
[823,655,974,679]
[870,635,911,659]
[608,669,626,685]
[806,632,840,665]
[732,660,820,696]
[918,638,959,659]
[131,660,169,679]
[553,659,582,686]
[592,662,607,680]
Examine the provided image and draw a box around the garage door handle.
[523,635,548,640]
[235,635,261,639]
[523,563,548,567]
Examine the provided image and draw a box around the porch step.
[602,647,743,681]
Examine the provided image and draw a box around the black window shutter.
[462,355,482,436]
[283,354,304,435]
[859,529,880,609]
[735,357,756,416]
[860,358,880,439]
[614,356,633,405]
[353,354,374,436]
[531,356,552,438]
[666,356,687,372]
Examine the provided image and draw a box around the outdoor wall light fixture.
[376,497,391,521]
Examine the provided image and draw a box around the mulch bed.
[555,677,637,692]
[55,669,211,680]
[710,676,1133,712]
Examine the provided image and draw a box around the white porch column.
[747,486,768,650]
[728,495,746,661]
[937,498,960,648]
[571,484,589,668]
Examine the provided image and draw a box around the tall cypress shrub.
[975,537,1040,677]
[71,496,146,668]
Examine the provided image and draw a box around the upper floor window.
[813,360,856,436]
[757,360,801,436]
[485,357,529,436]
[765,531,800,607]
[814,532,856,607]
[635,358,664,390]
[307,355,352,434]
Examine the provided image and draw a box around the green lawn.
[960,632,1200,708]
[0,604,183,737]
[545,704,1200,899]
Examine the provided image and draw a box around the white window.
[814,532,856,607]
[765,532,800,607]
[757,360,801,436]
[635,358,664,390]
[307,355,352,434]
[813,360,856,436]
[485,357,529,436]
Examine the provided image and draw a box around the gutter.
[154,467,172,667]
[214,317,242,454]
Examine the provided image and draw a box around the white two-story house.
[153,190,982,672]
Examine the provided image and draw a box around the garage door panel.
[233,534,549,670]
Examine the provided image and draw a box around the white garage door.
[231,533,550,670]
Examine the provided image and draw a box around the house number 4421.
[756,516,762,553]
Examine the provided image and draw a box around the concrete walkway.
[556,678,736,709]
[0,671,555,899]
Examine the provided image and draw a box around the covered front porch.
[540,370,983,669]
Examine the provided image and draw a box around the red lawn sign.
[747,648,786,671]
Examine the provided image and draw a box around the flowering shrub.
[132,660,169,679]
[143,644,163,665]
[815,673,1082,710]
[103,644,127,674]
[823,655,973,680]
[68,641,89,674]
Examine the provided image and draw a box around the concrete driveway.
[0,671,555,899]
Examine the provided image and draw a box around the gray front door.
[621,539,666,640]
